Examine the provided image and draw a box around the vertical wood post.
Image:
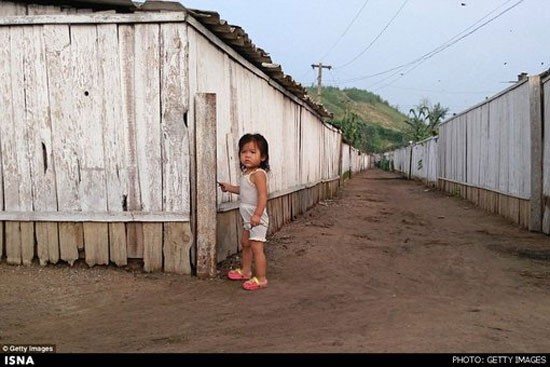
[338,134,344,186]
[529,75,543,232]
[408,145,413,180]
[194,93,217,278]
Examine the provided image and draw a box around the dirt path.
[1,169,549,353]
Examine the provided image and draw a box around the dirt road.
[1,169,549,352]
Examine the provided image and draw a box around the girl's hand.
[250,214,261,227]
[218,182,230,192]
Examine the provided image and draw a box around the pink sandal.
[242,277,268,291]
[227,268,252,280]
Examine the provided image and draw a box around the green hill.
[306,86,408,152]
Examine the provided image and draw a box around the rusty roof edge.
[186,7,332,120]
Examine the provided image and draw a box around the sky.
[181,0,550,117]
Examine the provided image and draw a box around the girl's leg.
[250,241,267,284]
[241,230,252,277]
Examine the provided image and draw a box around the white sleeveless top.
[239,168,269,229]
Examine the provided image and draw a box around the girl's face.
[240,141,265,170]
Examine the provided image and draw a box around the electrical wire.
[383,85,496,95]
[336,0,410,69]
[373,0,525,91]
[333,0,521,85]
[318,0,371,62]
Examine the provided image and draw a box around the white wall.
[439,80,531,199]
[0,20,190,218]
[543,76,550,234]
[188,25,343,207]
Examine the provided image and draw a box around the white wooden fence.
[0,3,371,274]
[341,143,369,179]
[388,74,548,232]
[542,74,550,234]
[186,19,367,262]
[0,12,192,272]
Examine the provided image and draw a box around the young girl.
[219,133,270,291]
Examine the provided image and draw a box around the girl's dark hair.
[238,133,270,172]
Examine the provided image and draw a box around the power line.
[383,85,496,95]
[336,0,410,69]
[328,68,339,86]
[298,67,315,83]
[333,0,520,85]
[373,0,525,91]
[318,0,371,62]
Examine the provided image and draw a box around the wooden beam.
[0,12,187,26]
[194,93,218,278]
[529,75,543,232]
[0,212,189,222]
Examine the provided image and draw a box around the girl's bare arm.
[251,171,268,218]
[218,182,240,194]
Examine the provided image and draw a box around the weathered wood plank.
[84,222,109,266]
[43,24,82,265]
[216,211,236,263]
[9,26,33,211]
[97,24,128,266]
[0,28,10,233]
[143,223,163,272]
[35,222,59,265]
[520,199,530,229]
[543,79,550,234]
[72,25,109,264]
[2,27,33,265]
[20,222,34,266]
[529,76,543,232]
[119,24,141,258]
[135,23,162,213]
[195,93,218,278]
[160,23,190,214]
[6,222,21,265]
[163,222,192,274]
[98,23,126,213]
[109,223,127,267]
[126,223,144,259]
[187,24,198,272]
[133,24,163,264]
[72,25,107,212]
[23,25,59,265]
[58,222,82,266]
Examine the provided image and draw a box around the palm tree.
[404,105,429,142]
[404,100,449,142]
[426,102,449,136]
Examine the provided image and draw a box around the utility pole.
[311,62,332,104]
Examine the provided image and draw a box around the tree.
[404,99,449,142]
[426,102,449,135]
